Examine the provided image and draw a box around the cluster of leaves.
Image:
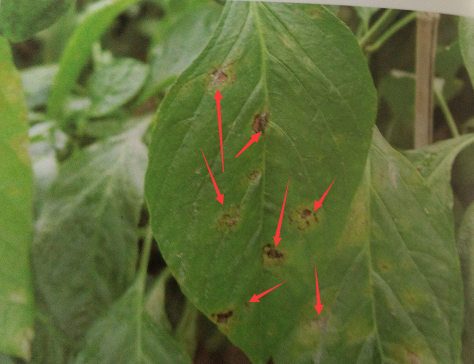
[0,0,474,363]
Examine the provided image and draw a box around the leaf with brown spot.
[145,3,376,363]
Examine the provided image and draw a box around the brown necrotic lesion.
[288,203,319,232]
[253,112,268,133]
[211,310,233,324]
[261,244,287,267]
[214,204,240,232]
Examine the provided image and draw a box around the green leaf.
[0,0,74,42]
[73,278,192,364]
[302,130,463,364]
[143,3,222,99]
[435,42,464,101]
[88,58,149,117]
[378,70,416,149]
[354,7,379,33]
[457,201,474,364]
[145,3,376,362]
[403,134,474,209]
[21,65,59,110]
[0,354,16,364]
[0,35,34,360]
[459,17,474,88]
[47,0,142,121]
[32,122,148,350]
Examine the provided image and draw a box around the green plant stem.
[366,12,417,53]
[359,9,401,49]
[435,88,460,138]
[138,225,153,286]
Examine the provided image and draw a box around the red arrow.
[201,149,224,204]
[214,90,224,172]
[235,132,261,158]
[314,264,324,314]
[249,281,286,302]
[314,180,335,211]
[273,178,290,246]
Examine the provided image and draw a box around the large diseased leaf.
[145,3,377,363]
[0,0,74,42]
[0,35,34,360]
[459,17,474,88]
[32,123,148,350]
[313,130,463,363]
[74,279,191,364]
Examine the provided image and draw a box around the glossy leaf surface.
[145,3,377,362]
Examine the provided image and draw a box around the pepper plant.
[1,1,474,363]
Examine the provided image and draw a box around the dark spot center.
[210,68,228,85]
[301,209,312,219]
[262,244,284,259]
[253,113,268,133]
[216,310,233,324]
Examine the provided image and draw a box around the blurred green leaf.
[435,42,464,101]
[0,35,35,360]
[354,7,379,33]
[403,134,474,208]
[74,277,192,364]
[459,17,474,88]
[0,0,74,42]
[32,122,148,351]
[143,3,222,99]
[457,201,474,364]
[145,3,376,362]
[31,309,67,364]
[88,58,148,117]
[0,354,16,364]
[47,0,142,121]
[378,70,415,149]
[21,65,59,110]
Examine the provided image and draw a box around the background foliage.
[0,0,474,363]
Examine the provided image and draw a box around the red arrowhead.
[213,90,222,100]
[249,281,286,302]
[235,132,261,158]
[314,264,324,314]
[214,90,224,172]
[314,304,324,314]
[251,132,261,142]
[314,180,335,211]
[273,178,290,246]
[249,294,260,302]
[201,149,224,205]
